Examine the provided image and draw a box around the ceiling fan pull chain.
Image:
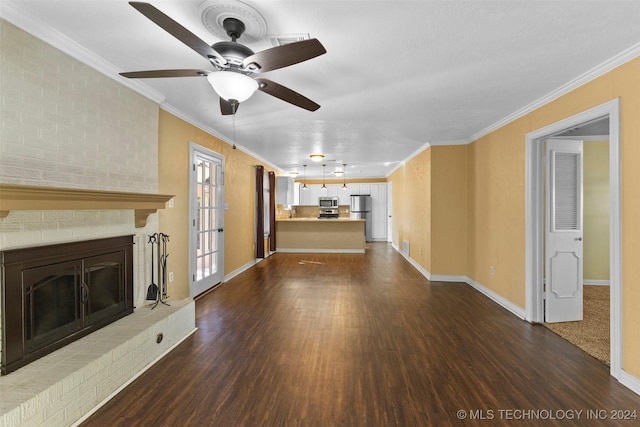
[232,104,237,150]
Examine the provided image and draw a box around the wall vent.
[269,33,310,47]
[402,240,410,256]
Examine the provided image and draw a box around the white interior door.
[387,181,393,243]
[190,144,224,297]
[545,139,584,323]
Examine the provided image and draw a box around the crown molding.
[385,139,469,177]
[0,1,165,104]
[429,139,470,146]
[159,103,284,174]
[470,41,640,143]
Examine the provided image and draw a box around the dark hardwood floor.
[82,243,640,426]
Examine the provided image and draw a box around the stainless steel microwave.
[319,197,339,208]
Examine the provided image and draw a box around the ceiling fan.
[119,1,326,115]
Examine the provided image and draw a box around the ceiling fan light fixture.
[310,153,325,162]
[207,71,258,102]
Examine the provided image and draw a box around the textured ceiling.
[2,0,640,178]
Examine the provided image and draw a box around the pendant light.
[342,163,348,190]
[302,164,308,189]
[321,164,327,189]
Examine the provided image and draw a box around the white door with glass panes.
[189,143,224,297]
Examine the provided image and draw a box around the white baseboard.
[394,247,526,320]
[276,248,365,253]
[224,259,260,282]
[619,370,640,396]
[583,280,610,286]
[464,277,526,320]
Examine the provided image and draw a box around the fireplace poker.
[146,234,158,301]
[158,232,170,307]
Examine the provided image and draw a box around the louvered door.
[545,139,584,323]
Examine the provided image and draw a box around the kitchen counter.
[275,218,365,253]
[277,217,364,222]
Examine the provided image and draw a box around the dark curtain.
[269,171,276,252]
[256,165,264,258]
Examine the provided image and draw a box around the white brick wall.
[0,19,158,193]
[0,19,162,373]
[0,300,196,427]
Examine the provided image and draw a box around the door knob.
[575,237,582,241]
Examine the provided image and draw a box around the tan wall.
[468,58,640,376]
[431,146,468,275]
[390,147,432,271]
[158,110,264,299]
[389,145,467,276]
[389,57,640,377]
[540,139,611,282]
[467,122,527,307]
[583,140,610,281]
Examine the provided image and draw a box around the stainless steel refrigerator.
[350,194,372,242]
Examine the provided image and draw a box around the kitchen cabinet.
[325,184,339,198]
[276,176,295,206]
[295,182,388,240]
[299,184,350,205]
[337,186,351,205]
[293,182,301,205]
[369,183,388,241]
[299,184,322,205]
[276,218,366,253]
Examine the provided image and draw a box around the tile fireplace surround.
[0,300,196,427]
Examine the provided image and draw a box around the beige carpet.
[544,285,610,364]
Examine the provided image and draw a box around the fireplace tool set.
[146,232,170,309]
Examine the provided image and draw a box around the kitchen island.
[276,218,366,253]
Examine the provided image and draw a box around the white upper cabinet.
[276,176,295,206]
[299,184,321,205]
[296,182,387,240]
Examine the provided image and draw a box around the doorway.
[525,98,621,378]
[189,143,225,297]
[387,181,393,243]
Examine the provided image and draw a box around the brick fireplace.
[1,235,134,374]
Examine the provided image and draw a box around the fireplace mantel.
[0,184,173,228]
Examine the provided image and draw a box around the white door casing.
[545,139,584,322]
[526,99,621,380]
[189,143,224,297]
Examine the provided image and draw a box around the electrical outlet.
[169,272,174,282]
[490,266,495,276]
[168,198,174,208]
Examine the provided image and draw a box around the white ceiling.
[3,0,640,179]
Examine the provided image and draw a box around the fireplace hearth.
[1,235,134,374]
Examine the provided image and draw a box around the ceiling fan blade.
[220,98,240,115]
[119,69,210,78]
[242,39,326,73]
[129,2,226,66]
[255,77,320,111]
